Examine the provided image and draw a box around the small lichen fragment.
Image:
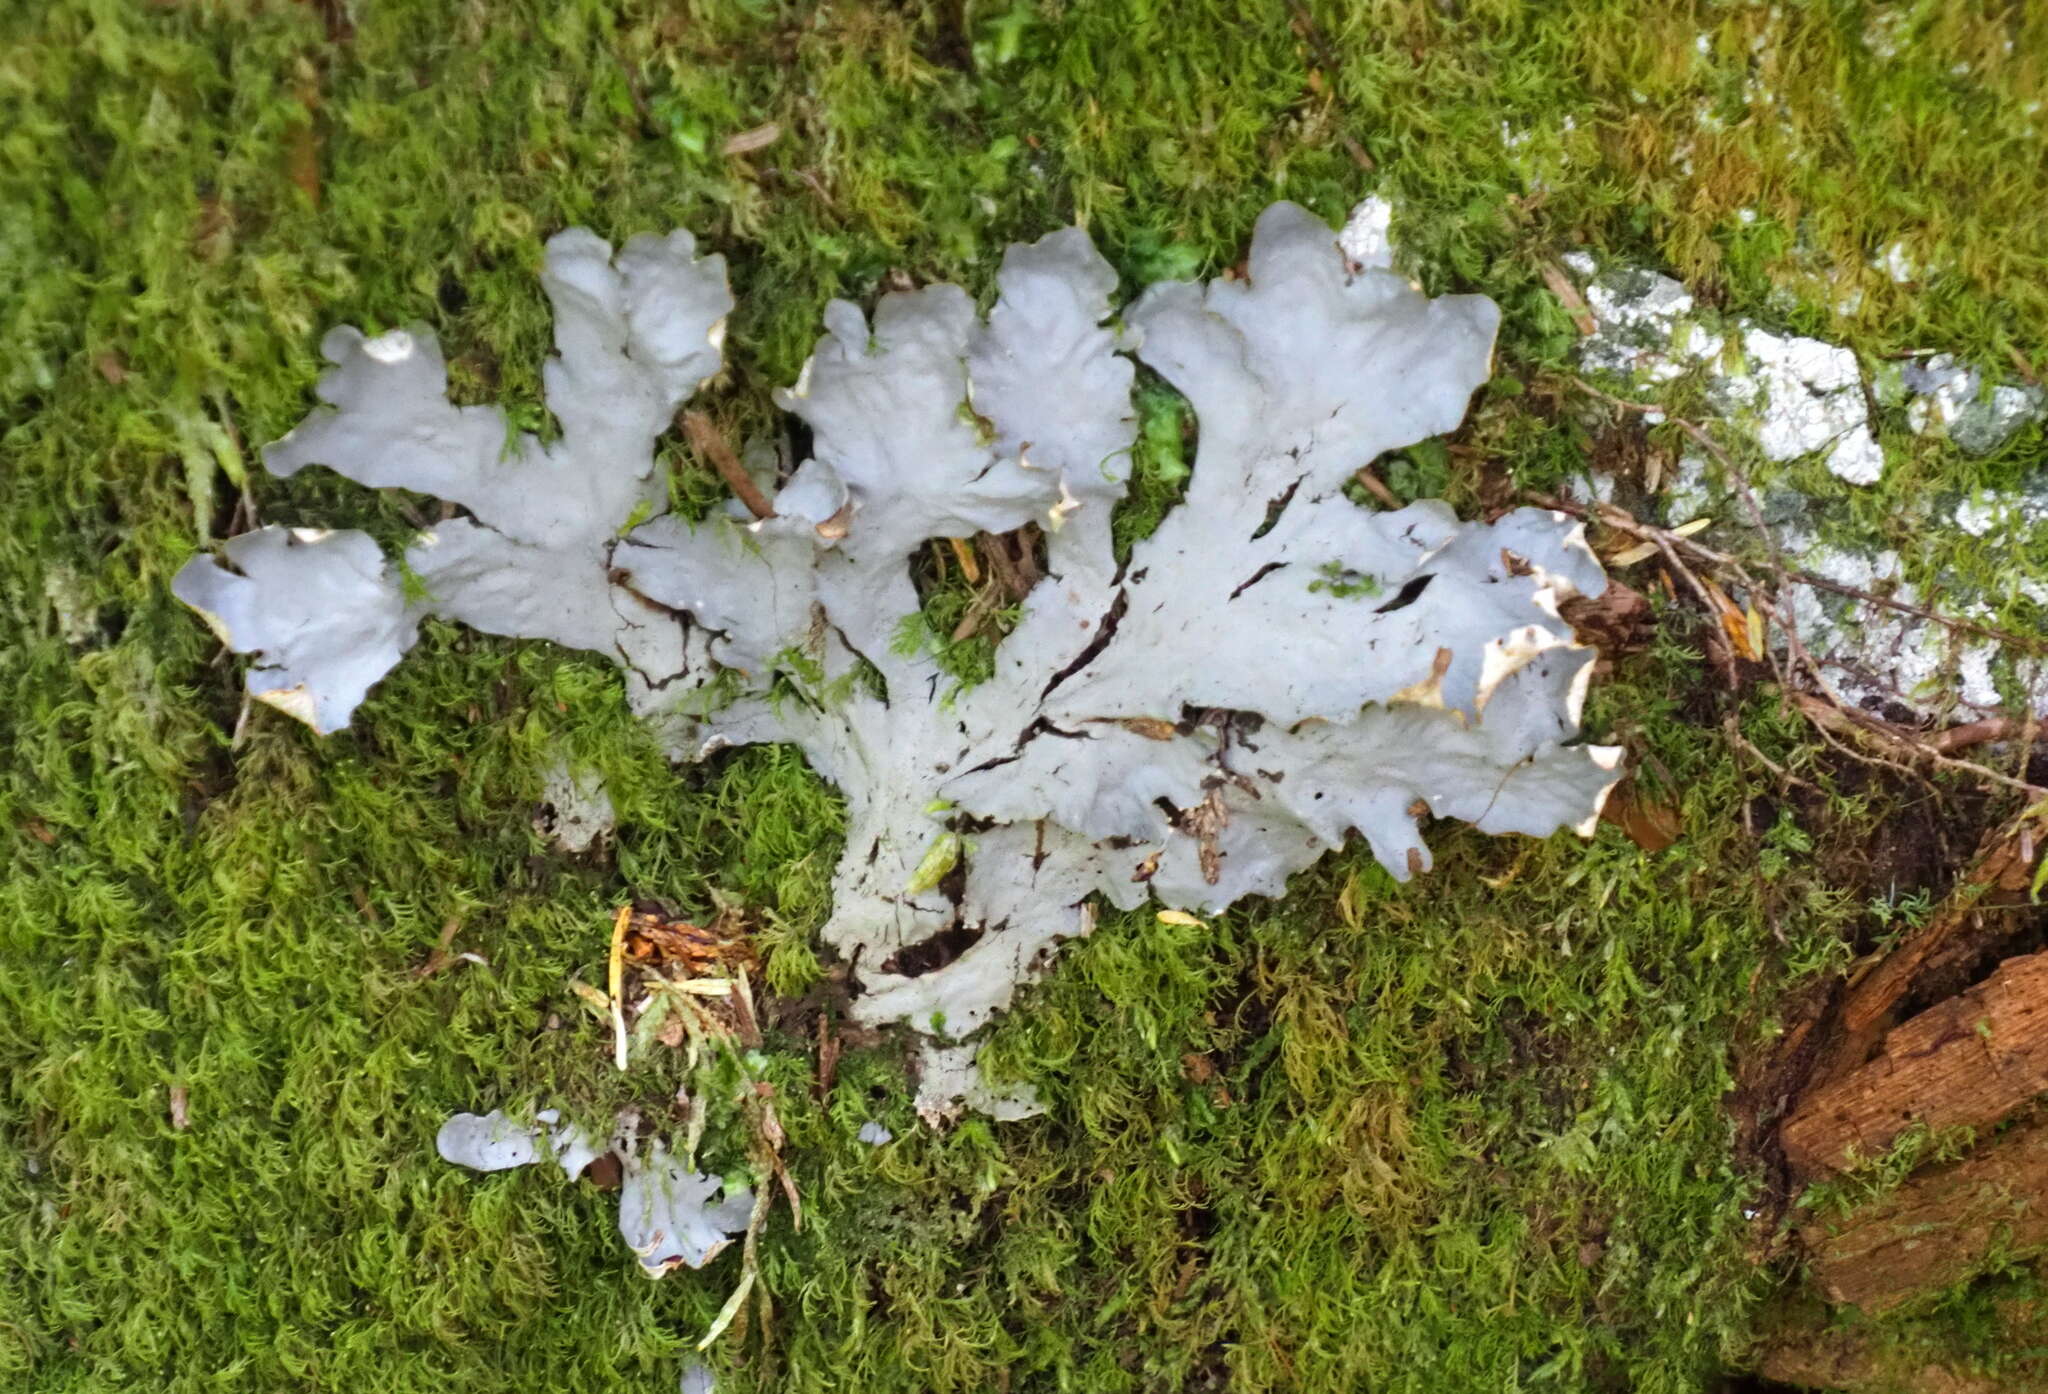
[42,564,99,646]
[537,760,616,854]
[1902,353,2045,454]
[437,1108,743,1275]
[171,526,417,733]
[615,1140,754,1278]
[915,1042,1045,1126]
[436,1109,545,1172]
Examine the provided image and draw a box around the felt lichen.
[176,205,1621,1096]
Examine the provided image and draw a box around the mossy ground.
[4,3,2045,1391]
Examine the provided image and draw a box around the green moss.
[4,1,2043,1390]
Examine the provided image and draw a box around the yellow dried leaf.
[608,905,631,1071]
[1701,579,1759,661]
[1156,909,1206,927]
[1111,716,1179,741]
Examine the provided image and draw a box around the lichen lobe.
[176,204,1621,1105]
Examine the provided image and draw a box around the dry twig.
[682,411,776,521]
[1550,379,2045,797]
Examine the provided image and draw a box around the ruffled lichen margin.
[175,204,1623,1107]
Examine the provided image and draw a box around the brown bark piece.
[1822,820,2043,1082]
[1783,951,2048,1177]
[1804,1114,2048,1314]
[1755,1327,2015,1393]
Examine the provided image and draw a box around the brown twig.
[682,411,775,520]
[1720,713,1815,792]
[1546,488,2044,658]
[795,168,839,211]
[1795,572,2042,654]
[950,585,1004,643]
[1563,379,2046,656]
[1352,465,1402,509]
[1540,262,1596,336]
[1929,717,2029,756]
[1554,379,2046,796]
[814,1012,839,1102]
[413,915,466,978]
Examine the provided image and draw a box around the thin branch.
[1353,465,1403,509]
[682,410,776,520]
[1563,378,2046,657]
[1555,379,2045,796]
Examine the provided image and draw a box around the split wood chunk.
[1784,951,2048,1177]
[1804,1113,2048,1313]
[1819,819,2044,1084]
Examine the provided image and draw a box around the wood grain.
[1783,950,2048,1177]
[1804,1114,2048,1313]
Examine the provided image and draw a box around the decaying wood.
[1558,575,1652,669]
[948,527,1043,642]
[1815,818,2045,1088]
[1803,1114,2048,1313]
[1755,1326,2016,1393]
[1755,1332,2020,1393]
[1783,951,2048,1177]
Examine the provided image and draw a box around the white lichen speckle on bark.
[1558,250,2048,720]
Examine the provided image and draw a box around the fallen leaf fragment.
[609,905,631,1071]
[1701,578,1760,661]
[1599,780,1682,852]
[624,908,757,977]
[570,979,612,1019]
[721,122,782,157]
[948,536,981,583]
[1744,602,1767,661]
[1097,716,1178,741]
[168,1084,190,1130]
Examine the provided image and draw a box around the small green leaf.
[904,831,961,896]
